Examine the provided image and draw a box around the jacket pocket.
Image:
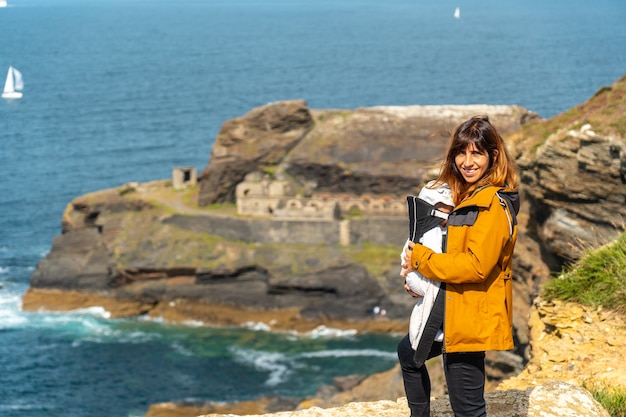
[502,271,513,326]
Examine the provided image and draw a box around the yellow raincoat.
[409,185,518,353]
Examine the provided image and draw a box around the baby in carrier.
[401,181,455,350]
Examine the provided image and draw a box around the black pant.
[397,334,486,417]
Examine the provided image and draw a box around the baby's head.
[434,201,454,214]
[418,182,455,224]
[418,182,454,206]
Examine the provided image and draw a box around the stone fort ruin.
[235,171,406,220]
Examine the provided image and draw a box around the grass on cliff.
[541,231,626,313]
[585,382,626,417]
[544,233,626,417]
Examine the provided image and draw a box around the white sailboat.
[0,0,7,8]
[2,66,24,99]
[454,7,460,19]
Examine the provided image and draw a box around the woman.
[398,115,520,417]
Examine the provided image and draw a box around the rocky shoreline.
[146,294,626,417]
[22,286,409,335]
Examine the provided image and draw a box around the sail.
[12,67,24,91]
[3,67,14,94]
[454,7,460,19]
[2,66,23,99]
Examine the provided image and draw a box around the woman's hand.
[403,281,422,298]
[400,241,421,297]
[400,241,415,277]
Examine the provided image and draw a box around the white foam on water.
[0,401,57,412]
[0,284,29,329]
[242,321,272,332]
[235,323,359,339]
[0,284,164,346]
[69,306,112,319]
[298,348,397,360]
[170,341,194,357]
[0,264,35,277]
[306,325,358,338]
[180,319,206,327]
[230,346,293,387]
[229,343,397,387]
[0,405,41,411]
[139,314,206,328]
[71,326,165,346]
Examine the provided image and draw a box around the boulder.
[29,228,115,290]
[198,100,314,205]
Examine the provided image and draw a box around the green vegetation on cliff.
[542,231,626,313]
[584,381,626,417]
[509,74,626,154]
[542,231,626,416]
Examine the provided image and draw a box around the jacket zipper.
[441,226,448,353]
[497,193,514,240]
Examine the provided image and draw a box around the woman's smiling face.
[454,143,493,184]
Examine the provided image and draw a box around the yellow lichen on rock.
[498,297,626,391]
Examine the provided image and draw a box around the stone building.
[172,167,197,190]
[235,172,406,220]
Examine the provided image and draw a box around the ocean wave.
[0,264,36,278]
[237,323,359,339]
[68,306,112,319]
[306,325,358,339]
[0,403,58,412]
[297,348,397,360]
[0,290,29,329]
[0,291,165,345]
[228,343,397,388]
[170,341,195,357]
[230,347,293,387]
[180,319,206,327]
[242,321,272,332]
[70,326,165,346]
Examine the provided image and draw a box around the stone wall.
[163,213,407,246]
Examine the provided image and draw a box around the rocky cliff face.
[199,100,314,205]
[199,101,538,205]
[510,75,626,262]
[499,296,626,391]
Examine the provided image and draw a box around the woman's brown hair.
[433,115,518,204]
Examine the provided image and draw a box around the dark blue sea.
[1,0,625,415]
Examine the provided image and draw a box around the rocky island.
[22,75,626,416]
